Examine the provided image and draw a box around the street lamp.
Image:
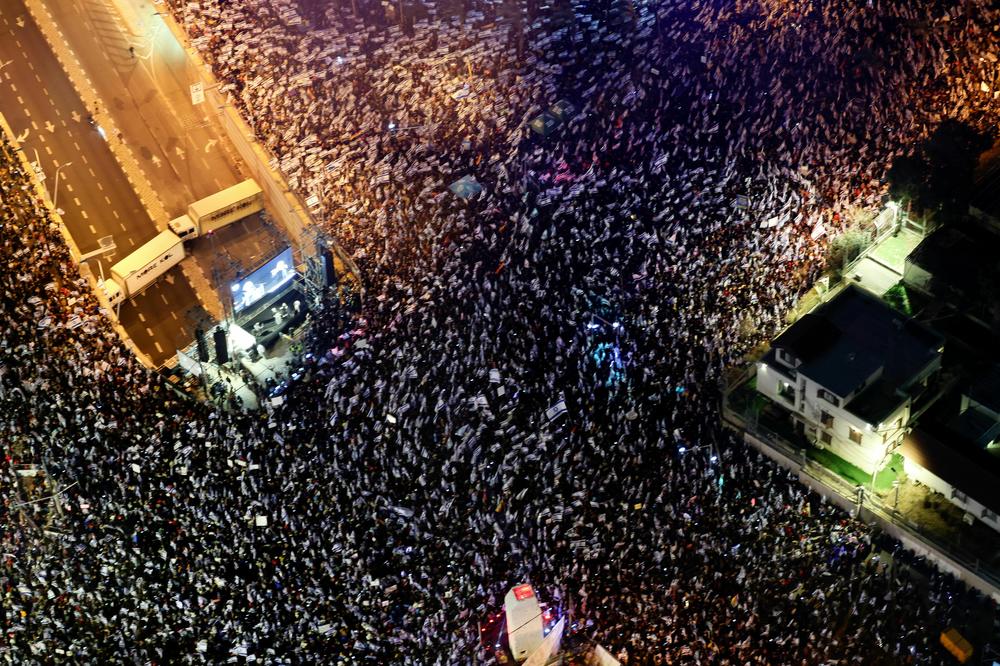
[52,162,72,209]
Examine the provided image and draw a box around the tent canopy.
[529,112,561,137]
[449,175,483,200]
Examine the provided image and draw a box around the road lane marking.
[154,341,163,354]
[96,182,103,191]
[17,96,23,104]
[112,210,120,219]
[120,222,126,229]
[81,210,89,219]
[44,145,52,155]
[104,196,111,204]
[30,120,38,130]
[170,311,178,320]
[88,167,96,177]
[145,327,154,338]
[162,293,170,304]
[65,182,73,192]
[34,74,41,83]
[74,142,80,150]
[89,224,96,233]
[81,155,88,164]
[74,197,81,206]
[138,312,146,322]
[128,237,135,246]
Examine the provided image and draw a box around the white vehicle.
[168,178,264,239]
[504,584,544,662]
[101,230,185,306]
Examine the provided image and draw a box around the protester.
[3,0,999,663]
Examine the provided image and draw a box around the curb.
[156,7,365,301]
[0,111,155,369]
[23,0,171,231]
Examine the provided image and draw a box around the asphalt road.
[0,0,244,367]
[49,0,245,212]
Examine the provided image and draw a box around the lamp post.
[52,162,72,209]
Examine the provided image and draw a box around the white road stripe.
[154,341,164,354]
[138,312,146,322]
[81,210,89,219]
[89,224,96,233]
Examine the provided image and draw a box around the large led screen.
[230,247,295,314]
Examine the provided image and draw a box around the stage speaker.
[195,328,209,362]
[321,249,337,286]
[213,327,229,364]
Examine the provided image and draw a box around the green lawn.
[883,282,912,315]
[807,447,901,493]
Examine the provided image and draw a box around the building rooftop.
[971,154,1000,224]
[906,226,999,299]
[967,366,1000,415]
[773,285,943,399]
[847,378,905,426]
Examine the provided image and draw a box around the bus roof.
[111,230,181,277]
[187,179,262,219]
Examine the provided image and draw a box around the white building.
[756,286,943,475]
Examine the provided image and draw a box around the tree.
[886,153,927,208]
[825,229,868,278]
[887,119,991,227]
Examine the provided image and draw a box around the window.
[820,411,834,428]
[778,381,795,404]
[951,488,968,503]
[817,388,840,407]
[820,430,832,445]
[983,508,997,523]
[848,427,863,445]
[777,348,797,366]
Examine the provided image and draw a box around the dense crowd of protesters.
[3,0,1000,663]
